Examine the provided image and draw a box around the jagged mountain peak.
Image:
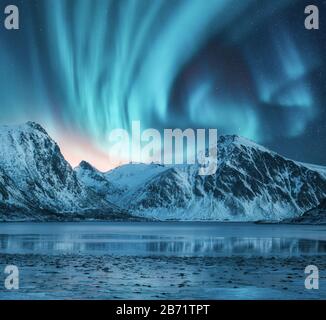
[216,135,272,158]
[1,121,48,136]
[1,121,326,222]
[25,121,48,134]
[0,121,130,220]
[77,160,98,172]
[100,136,326,221]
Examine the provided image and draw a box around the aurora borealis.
[0,0,325,170]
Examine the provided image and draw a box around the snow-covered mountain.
[0,167,35,219]
[75,160,122,201]
[0,122,131,221]
[78,135,326,221]
[2,122,326,222]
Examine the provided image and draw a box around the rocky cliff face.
[283,198,326,224]
[79,135,326,221]
[0,122,130,221]
[75,160,122,201]
[2,122,326,222]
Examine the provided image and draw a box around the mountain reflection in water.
[0,222,325,257]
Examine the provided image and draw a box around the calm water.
[0,222,325,257]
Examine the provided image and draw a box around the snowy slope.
[80,134,326,221]
[77,162,169,204]
[105,163,169,203]
[0,167,35,218]
[75,160,123,201]
[282,198,326,224]
[105,163,169,189]
[5,121,322,222]
[0,122,130,221]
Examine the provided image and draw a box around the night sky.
[0,0,325,170]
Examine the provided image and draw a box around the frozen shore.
[0,253,325,299]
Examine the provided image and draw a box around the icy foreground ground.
[1,254,325,300]
[0,222,325,299]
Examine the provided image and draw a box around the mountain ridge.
[0,122,134,221]
[1,121,326,222]
[84,134,326,221]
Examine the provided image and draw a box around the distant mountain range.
[1,122,326,222]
